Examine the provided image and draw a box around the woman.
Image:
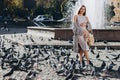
[73,5,93,69]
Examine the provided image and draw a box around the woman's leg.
[83,51,90,64]
[78,43,84,64]
[79,50,84,64]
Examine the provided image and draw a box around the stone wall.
[27,27,120,41]
[92,29,120,41]
[54,29,120,41]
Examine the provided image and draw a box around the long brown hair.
[78,5,86,16]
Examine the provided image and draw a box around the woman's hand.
[88,30,93,34]
[83,30,90,41]
[80,22,87,27]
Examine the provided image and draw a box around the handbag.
[87,33,94,46]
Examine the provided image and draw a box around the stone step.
[3,34,120,50]
[27,27,120,41]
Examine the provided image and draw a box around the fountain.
[66,0,108,29]
[72,0,107,29]
[27,0,120,41]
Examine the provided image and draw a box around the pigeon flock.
[0,34,120,80]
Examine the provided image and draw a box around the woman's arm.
[74,15,77,22]
[73,15,78,35]
[86,17,93,34]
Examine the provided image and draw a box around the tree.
[0,0,69,20]
[7,0,23,17]
[14,8,29,18]
[33,6,45,16]
[23,0,36,10]
[23,0,36,18]
[34,0,64,20]
[0,0,4,15]
[51,0,63,20]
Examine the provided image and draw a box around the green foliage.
[51,0,63,20]
[14,8,29,18]
[34,0,66,20]
[23,0,36,10]
[7,0,23,17]
[0,0,68,20]
[0,0,4,12]
[105,4,115,21]
[33,6,45,16]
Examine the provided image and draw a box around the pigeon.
[65,70,74,80]
[96,53,100,59]
[91,49,95,54]
[100,61,106,71]
[117,66,120,72]
[56,69,65,75]
[61,50,66,56]
[3,67,14,77]
[108,46,115,51]
[30,37,35,43]
[76,54,79,59]
[44,55,50,60]
[89,60,94,67]
[112,54,120,61]
[65,56,69,64]
[25,70,38,80]
[103,40,108,44]
[107,61,116,71]
[91,66,96,76]
[68,40,72,44]
[66,52,71,57]
[50,61,57,70]
[70,58,74,64]
[38,49,44,57]
[106,56,110,59]
[48,38,52,41]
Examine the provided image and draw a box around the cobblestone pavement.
[0,34,120,80]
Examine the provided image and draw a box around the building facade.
[109,0,120,22]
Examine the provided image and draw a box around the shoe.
[81,64,86,70]
[80,63,83,69]
[82,65,91,71]
[87,65,92,71]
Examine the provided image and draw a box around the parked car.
[112,22,120,26]
[33,15,53,22]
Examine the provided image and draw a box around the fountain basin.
[27,27,120,41]
[92,29,120,41]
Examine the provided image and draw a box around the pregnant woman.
[73,5,93,69]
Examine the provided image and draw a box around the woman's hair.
[78,5,86,15]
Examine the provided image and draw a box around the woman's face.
[80,7,86,15]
